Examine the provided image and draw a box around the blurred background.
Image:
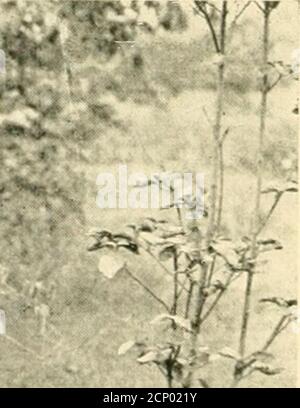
[0,0,298,387]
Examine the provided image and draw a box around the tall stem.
[195,1,227,330]
[184,2,228,388]
[171,253,179,324]
[216,141,224,230]
[239,2,270,358]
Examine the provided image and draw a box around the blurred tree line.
[0,0,189,292]
[0,0,295,290]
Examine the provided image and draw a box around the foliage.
[0,0,297,388]
[88,1,298,388]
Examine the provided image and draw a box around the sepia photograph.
[0,0,298,389]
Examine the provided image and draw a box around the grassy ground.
[80,86,297,388]
[0,82,297,388]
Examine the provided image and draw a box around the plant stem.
[184,280,195,319]
[201,272,236,323]
[238,1,270,358]
[207,2,227,244]
[256,191,283,236]
[166,364,173,388]
[124,267,170,312]
[176,207,184,232]
[142,247,188,293]
[194,0,228,330]
[184,2,228,389]
[194,1,220,53]
[261,315,290,352]
[171,253,179,329]
[232,314,292,388]
[216,140,225,230]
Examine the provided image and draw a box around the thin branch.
[231,1,252,28]
[268,73,283,92]
[171,253,179,317]
[219,1,227,52]
[185,2,228,389]
[202,106,213,126]
[232,314,293,388]
[215,127,230,235]
[206,1,222,14]
[217,126,230,145]
[254,1,265,13]
[124,267,170,312]
[256,191,283,235]
[216,136,225,229]
[3,335,44,360]
[141,247,189,294]
[207,1,228,243]
[239,1,270,358]
[184,280,195,319]
[194,1,221,52]
[201,272,241,323]
[206,256,216,286]
[261,314,292,352]
[192,264,209,331]
[193,0,228,333]
[177,275,188,299]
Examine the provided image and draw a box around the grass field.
[80,86,297,388]
[0,3,298,387]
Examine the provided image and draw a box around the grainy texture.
[0,0,298,388]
